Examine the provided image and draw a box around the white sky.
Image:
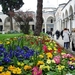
[0,0,69,12]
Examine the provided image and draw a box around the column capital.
[69,14,73,20]
[68,16,72,20]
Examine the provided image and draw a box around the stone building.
[55,0,75,33]
[0,0,75,33]
[42,7,56,33]
[0,12,20,33]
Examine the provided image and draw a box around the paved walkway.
[53,35,75,55]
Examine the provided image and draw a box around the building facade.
[0,0,75,33]
[55,0,75,33]
[0,12,20,33]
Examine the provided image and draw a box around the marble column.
[61,19,64,28]
[65,19,67,28]
[72,14,75,28]
[69,17,72,33]
[45,21,46,33]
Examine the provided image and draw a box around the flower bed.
[0,35,75,75]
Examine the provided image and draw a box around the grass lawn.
[0,33,24,41]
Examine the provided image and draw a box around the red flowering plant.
[0,34,75,75]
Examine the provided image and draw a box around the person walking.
[72,34,75,51]
[63,28,70,49]
[55,30,60,39]
[67,29,71,48]
[61,30,63,39]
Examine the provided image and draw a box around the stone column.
[62,20,65,30]
[60,20,62,30]
[72,14,75,28]
[69,17,72,33]
[45,21,46,33]
[65,19,67,28]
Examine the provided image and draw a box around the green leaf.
[29,63,33,66]
[13,56,18,66]
[23,60,29,64]
[46,71,56,75]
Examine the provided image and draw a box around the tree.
[13,11,33,34]
[34,0,43,36]
[0,0,24,30]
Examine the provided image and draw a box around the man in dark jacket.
[55,30,60,39]
[72,34,75,51]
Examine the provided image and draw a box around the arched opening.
[4,17,10,32]
[65,10,69,28]
[62,13,65,29]
[28,17,34,31]
[46,16,54,32]
[69,5,73,32]
[69,5,73,16]
[65,10,68,18]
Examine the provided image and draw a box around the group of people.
[47,28,75,51]
[56,28,75,51]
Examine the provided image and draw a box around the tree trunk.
[8,10,14,31]
[34,0,43,36]
[10,16,13,30]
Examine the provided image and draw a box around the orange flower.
[37,61,44,66]
[0,66,4,72]
[8,65,16,71]
[24,65,32,71]
[46,52,53,59]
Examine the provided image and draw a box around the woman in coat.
[63,28,70,49]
